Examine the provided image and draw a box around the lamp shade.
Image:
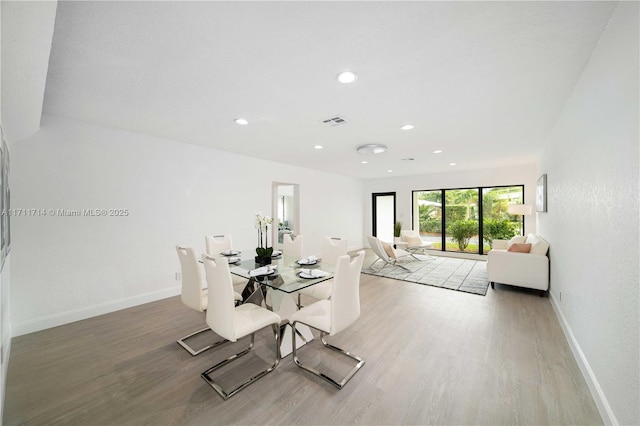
[508,204,533,215]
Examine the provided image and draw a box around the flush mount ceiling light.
[234,118,249,125]
[336,71,358,84]
[400,124,414,130]
[357,144,388,155]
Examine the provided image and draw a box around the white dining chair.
[290,251,366,389]
[175,246,242,356]
[282,234,303,259]
[205,234,233,256]
[205,234,249,289]
[200,254,282,400]
[296,237,348,305]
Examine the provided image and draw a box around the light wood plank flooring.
[3,252,602,425]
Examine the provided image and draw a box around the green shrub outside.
[445,205,467,223]
[483,219,518,248]
[447,220,477,251]
[419,205,441,233]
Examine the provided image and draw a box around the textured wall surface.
[538,3,639,425]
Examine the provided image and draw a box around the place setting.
[249,264,278,277]
[297,268,329,279]
[296,255,318,266]
[220,250,242,264]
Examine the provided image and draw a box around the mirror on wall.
[272,182,299,249]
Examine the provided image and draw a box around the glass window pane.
[374,194,395,243]
[444,189,480,253]
[482,186,524,250]
[413,190,442,249]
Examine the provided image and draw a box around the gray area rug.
[362,254,489,296]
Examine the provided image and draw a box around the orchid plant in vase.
[255,212,274,264]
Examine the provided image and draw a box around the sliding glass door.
[413,185,524,254]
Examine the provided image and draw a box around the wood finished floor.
[3,252,603,425]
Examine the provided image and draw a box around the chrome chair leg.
[201,325,281,400]
[407,247,433,261]
[395,261,411,272]
[291,322,365,389]
[177,327,228,356]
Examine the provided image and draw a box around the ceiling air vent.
[321,116,348,127]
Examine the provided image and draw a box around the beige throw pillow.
[508,243,532,253]
[380,241,397,259]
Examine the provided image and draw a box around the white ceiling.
[42,1,618,179]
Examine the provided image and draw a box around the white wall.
[363,164,538,240]
[10,115,363,335]
[538,3,639,425]
[1,1,57,418]
[0,0,57,143]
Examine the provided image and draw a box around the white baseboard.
[12,286,181,337]
[550,293,618,425]
[427,250,487,261]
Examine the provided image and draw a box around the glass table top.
[227,253,334,294]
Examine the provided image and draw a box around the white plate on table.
[271,250,282,257]
[226,257,241,264]
[297,259,318,265]
[250,266,278,277]
[298,269,328,279]
[221,250,240,256]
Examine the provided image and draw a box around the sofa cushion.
[508,243,531,253]
[403,235,423,246]
[508,235,527,247]
[526,234,550,255]
[381,241,397,259]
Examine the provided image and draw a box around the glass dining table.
[227,252,335,356]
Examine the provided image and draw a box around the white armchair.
[487,234,550,296]
[367,236,412,272]
[399,230,433,259]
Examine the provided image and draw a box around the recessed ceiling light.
[361,160,368,164]
[433,150,443,154]
[336,71,358,84]
[400,124,414,130]
[449,162,457,166]
[314,145,323,150]
[357,144,388,155]
[234,118,248,125]
[387,169,393,173]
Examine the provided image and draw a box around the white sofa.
[487,233,550,296]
